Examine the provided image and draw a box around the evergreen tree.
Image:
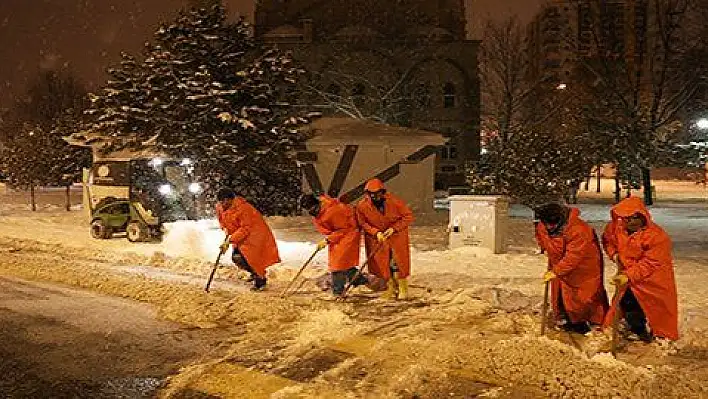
[85,52,153,147]
[0,70,91,210]
[80,4,312,215]
[469,128,592,207]
[0,124,54,210]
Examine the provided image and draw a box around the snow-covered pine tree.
[82,4,312,215]
[469,128,593,207]
[0,124,55,211]
[50,109,92,210]
[84,52,153,148]
[0,70,91,211]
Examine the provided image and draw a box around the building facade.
[525,0,650,82]
[253,0,481,188]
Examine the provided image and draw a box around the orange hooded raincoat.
[601,197,679,340]
[313,195,361,271]
[535,208,609,324]
[355,180,414,280]
[217,197,281,278]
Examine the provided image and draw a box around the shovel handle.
[541,280,550,336]
[338,242,384,299]
[204,234,230,293]
[281,246,322,297]
[610,259,626,356]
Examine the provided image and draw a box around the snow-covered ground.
[2,184,708,398]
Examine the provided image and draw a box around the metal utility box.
[448,195,508,254]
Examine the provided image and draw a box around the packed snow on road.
[1,187,708,398]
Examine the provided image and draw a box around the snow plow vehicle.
[80,153,202,243]
[90,198,163,242]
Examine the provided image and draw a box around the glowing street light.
[696,118,708,130]
[158,184,172,196]
[188,182,202,194]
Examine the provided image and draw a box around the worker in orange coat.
[535,203,609,333]
[299,193,367,296]
[355,179,414,300]
[601,197,679,342]
[216,188,281,291]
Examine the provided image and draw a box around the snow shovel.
[609,284,624,356]
[205,234,231,293]
[540,280,550,336]
[280,245,323,298]
[337,242,384,300]
[610,260,625,356]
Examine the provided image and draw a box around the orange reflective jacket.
[601,197,679,340]
[313,195,361,272]
[355,192,414,279]
[536,208,609,324]
[217,198,280,277]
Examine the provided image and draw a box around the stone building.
[253,0,481,188]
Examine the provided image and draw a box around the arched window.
[443,82,456,108]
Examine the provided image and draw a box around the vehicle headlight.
[188,182,201,194]
[158,184,172,196]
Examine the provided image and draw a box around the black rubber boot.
[251,275,267,291]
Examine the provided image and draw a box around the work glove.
[376,231,387,243]
[219,236,231,254]
[316,239,328,250]
[611,274,629,286]
[543,270,557,283]
[383,228,395,239]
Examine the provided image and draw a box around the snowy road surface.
[0,277,231,398]
[2,186,708,397]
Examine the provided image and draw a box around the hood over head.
[611,196,652,223]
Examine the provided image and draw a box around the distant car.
[90,198,163,242]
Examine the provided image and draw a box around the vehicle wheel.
[126,221,147,242]
[90,219,110,239]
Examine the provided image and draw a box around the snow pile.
[425,288,491,323]
[3,196,708,398]
[291,309,363,351]
[158,218,329,277]
[447,335,653,397]
[161,220,222,261]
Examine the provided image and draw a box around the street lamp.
[696,118,708,130]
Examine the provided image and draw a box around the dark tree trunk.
[614,169,621,204]
[65,184,71,211]
[642,167,653,206]
[30,185,37,212]
[596,164,602,193]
